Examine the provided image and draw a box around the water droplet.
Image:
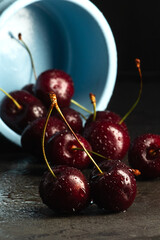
[90,199,94,204]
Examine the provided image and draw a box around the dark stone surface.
[1,75,160,240]
[1,154,160,240]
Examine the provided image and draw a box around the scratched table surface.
[1,75,160,240]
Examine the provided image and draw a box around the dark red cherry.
[46,131,92,170]
[54,107,83,133]
[21,116,67,159]
[84,120,130,160]
[39,165,90,214]
[0,90,47,134]
[85,110,128,132]
[22,83,35,95]
[128,133,160,179]
[34,69,74,108]
[90,160,137,213]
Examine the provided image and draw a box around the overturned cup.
[0,0,117,145]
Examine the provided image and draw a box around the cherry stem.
[52,93,103,175]
[71,146,107,159]
[0,88,22,110]
[149,148,160,156]
[79,112,87,121]
[90,93,96,121]
[18,33,37,81]
[70,99,93,114]
[119,58,142,125]
[130,168,141,176]
[41,98,57,179]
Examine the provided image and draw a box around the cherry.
[22,83,35,95]
[46,131,92,170]
[84,110,128,132]
[84,120,130,161]
[82,111,129,142]
[39,165,90,214]
[0,89,47,134]
[21,116,67,159]
[34,69,74,108]
[54,107,83,133]
[86,93,127,130]
[128,133,160,179]
[90,160,137,213]
[83,93,128,138]
[82,59,144,161]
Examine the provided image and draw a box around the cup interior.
[0,0,117,145]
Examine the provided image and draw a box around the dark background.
[90,0,160,138]
[91,0,160,77]
[1,1,160,152]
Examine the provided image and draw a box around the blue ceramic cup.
[0,0,117,146]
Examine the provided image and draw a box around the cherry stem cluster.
[0,88,22,110]
[119,58,143,125]
[51,93,103,175]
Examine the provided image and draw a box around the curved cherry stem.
[51,93,103,175]
[18,33,37,81]
[90,93,97,121]
[119,58,142,125]
[41,98,57,179]
[0,88,22,110]
[79,112,87,121]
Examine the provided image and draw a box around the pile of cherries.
[1,34,160,215]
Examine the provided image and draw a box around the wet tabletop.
[1,77,160,240]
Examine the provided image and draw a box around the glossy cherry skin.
[22,83,35,95]
[21,116,67,159]
[54,107,83,133]
[85,110,128,132]
[84,120,130,160]
[39,165,90,214]
[90,160,137,213]
[83,120,99,140]
[46,131,92,170]
[128,133,160,179]
[0,90,47,134]
[34,69,74,108]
